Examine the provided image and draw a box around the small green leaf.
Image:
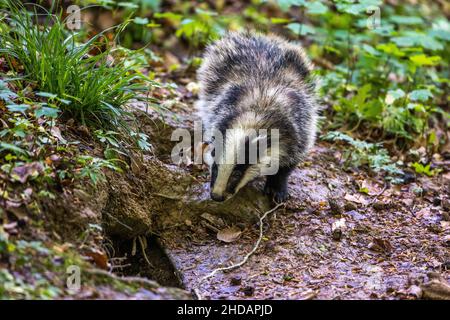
[134,17,149,25]
[271,18,291,24]
[305,1,328,15]
[0,142,28,156]
[117,2,139,9]
[409,54,441,67]
[36,92,57,99]
[286,23,315,36]
[7,104,29,114]
[34,106,60,118]
[409,89,433,102]
[385,89,405,105]
[359,187,369,194]
[390,15,423,25]
[362,44,379,56]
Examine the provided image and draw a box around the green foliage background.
[77,0,449,152]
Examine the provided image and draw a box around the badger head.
[204,125,279,202]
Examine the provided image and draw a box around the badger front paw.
[264,182,289,203]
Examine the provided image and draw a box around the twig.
[193,202,285,300]
[85,268,159,289]
[152,193,183,200]
[104,211,133,231]
[370,182,388,204]
[138,235,154,269]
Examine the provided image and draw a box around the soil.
[99,99,450,300]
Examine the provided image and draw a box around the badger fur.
[196,32,318,203]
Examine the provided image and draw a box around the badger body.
[196,32,318,202]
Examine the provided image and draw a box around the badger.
[196,32,318,203]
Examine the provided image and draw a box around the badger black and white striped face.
[205,128,279,202]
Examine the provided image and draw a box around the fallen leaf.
[186,82,200,94]
[217,226,242,243]
[11,162,44,183]
[298,289,318,300]
[50,126,67,144]
[84,248,109,270]
[368,237,393,253]
[344,193,368,205]
[201,213,225,229]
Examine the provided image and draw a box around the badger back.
[196,32,319,156]
[197,32,314,100]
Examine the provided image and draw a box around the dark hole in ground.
[110,236,184,289]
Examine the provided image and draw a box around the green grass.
[0,1,152,131]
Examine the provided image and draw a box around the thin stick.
[370,182,388,204]
[152,193,183,200]
[85,268,159,288]
[193,202,285,300]
[138,235,154,268]
[104,211,133,231]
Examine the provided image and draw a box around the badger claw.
[264,184,289,203]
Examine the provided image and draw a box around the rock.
[442,199,450,212]
[344,202,357,211]
[242,286,255,296]
[230,276,242,286]
[345,210,366,220]
[433,197,441,206]
[372,201,386,211]
[331,218,346,241]
[328,198,342,215]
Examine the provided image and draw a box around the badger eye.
[231,170,242,178]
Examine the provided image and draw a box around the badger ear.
[204,142,215,166]
[195,141,214,166]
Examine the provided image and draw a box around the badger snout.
[210,192,225,202]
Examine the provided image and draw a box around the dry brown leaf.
[217,226,242,243]
[50,126,67,143]
[84,248,109,270]
[368,237,393,253]
[11,162,44,184]
[298,289,319,300]
[344,193,368,205]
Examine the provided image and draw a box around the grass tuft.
[0,1,153,131]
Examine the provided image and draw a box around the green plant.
[0,1,154,133]
[279,0,448,151]
[76,155,124,184]
[322,131,404,183]
[155,8,227,48]
[411,162,440,177]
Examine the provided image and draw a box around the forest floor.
[137,80,450,300]
[160,141,450,299]
[2,56,449,300]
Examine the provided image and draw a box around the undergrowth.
[87,0,449,176]
[0,1,156,134]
